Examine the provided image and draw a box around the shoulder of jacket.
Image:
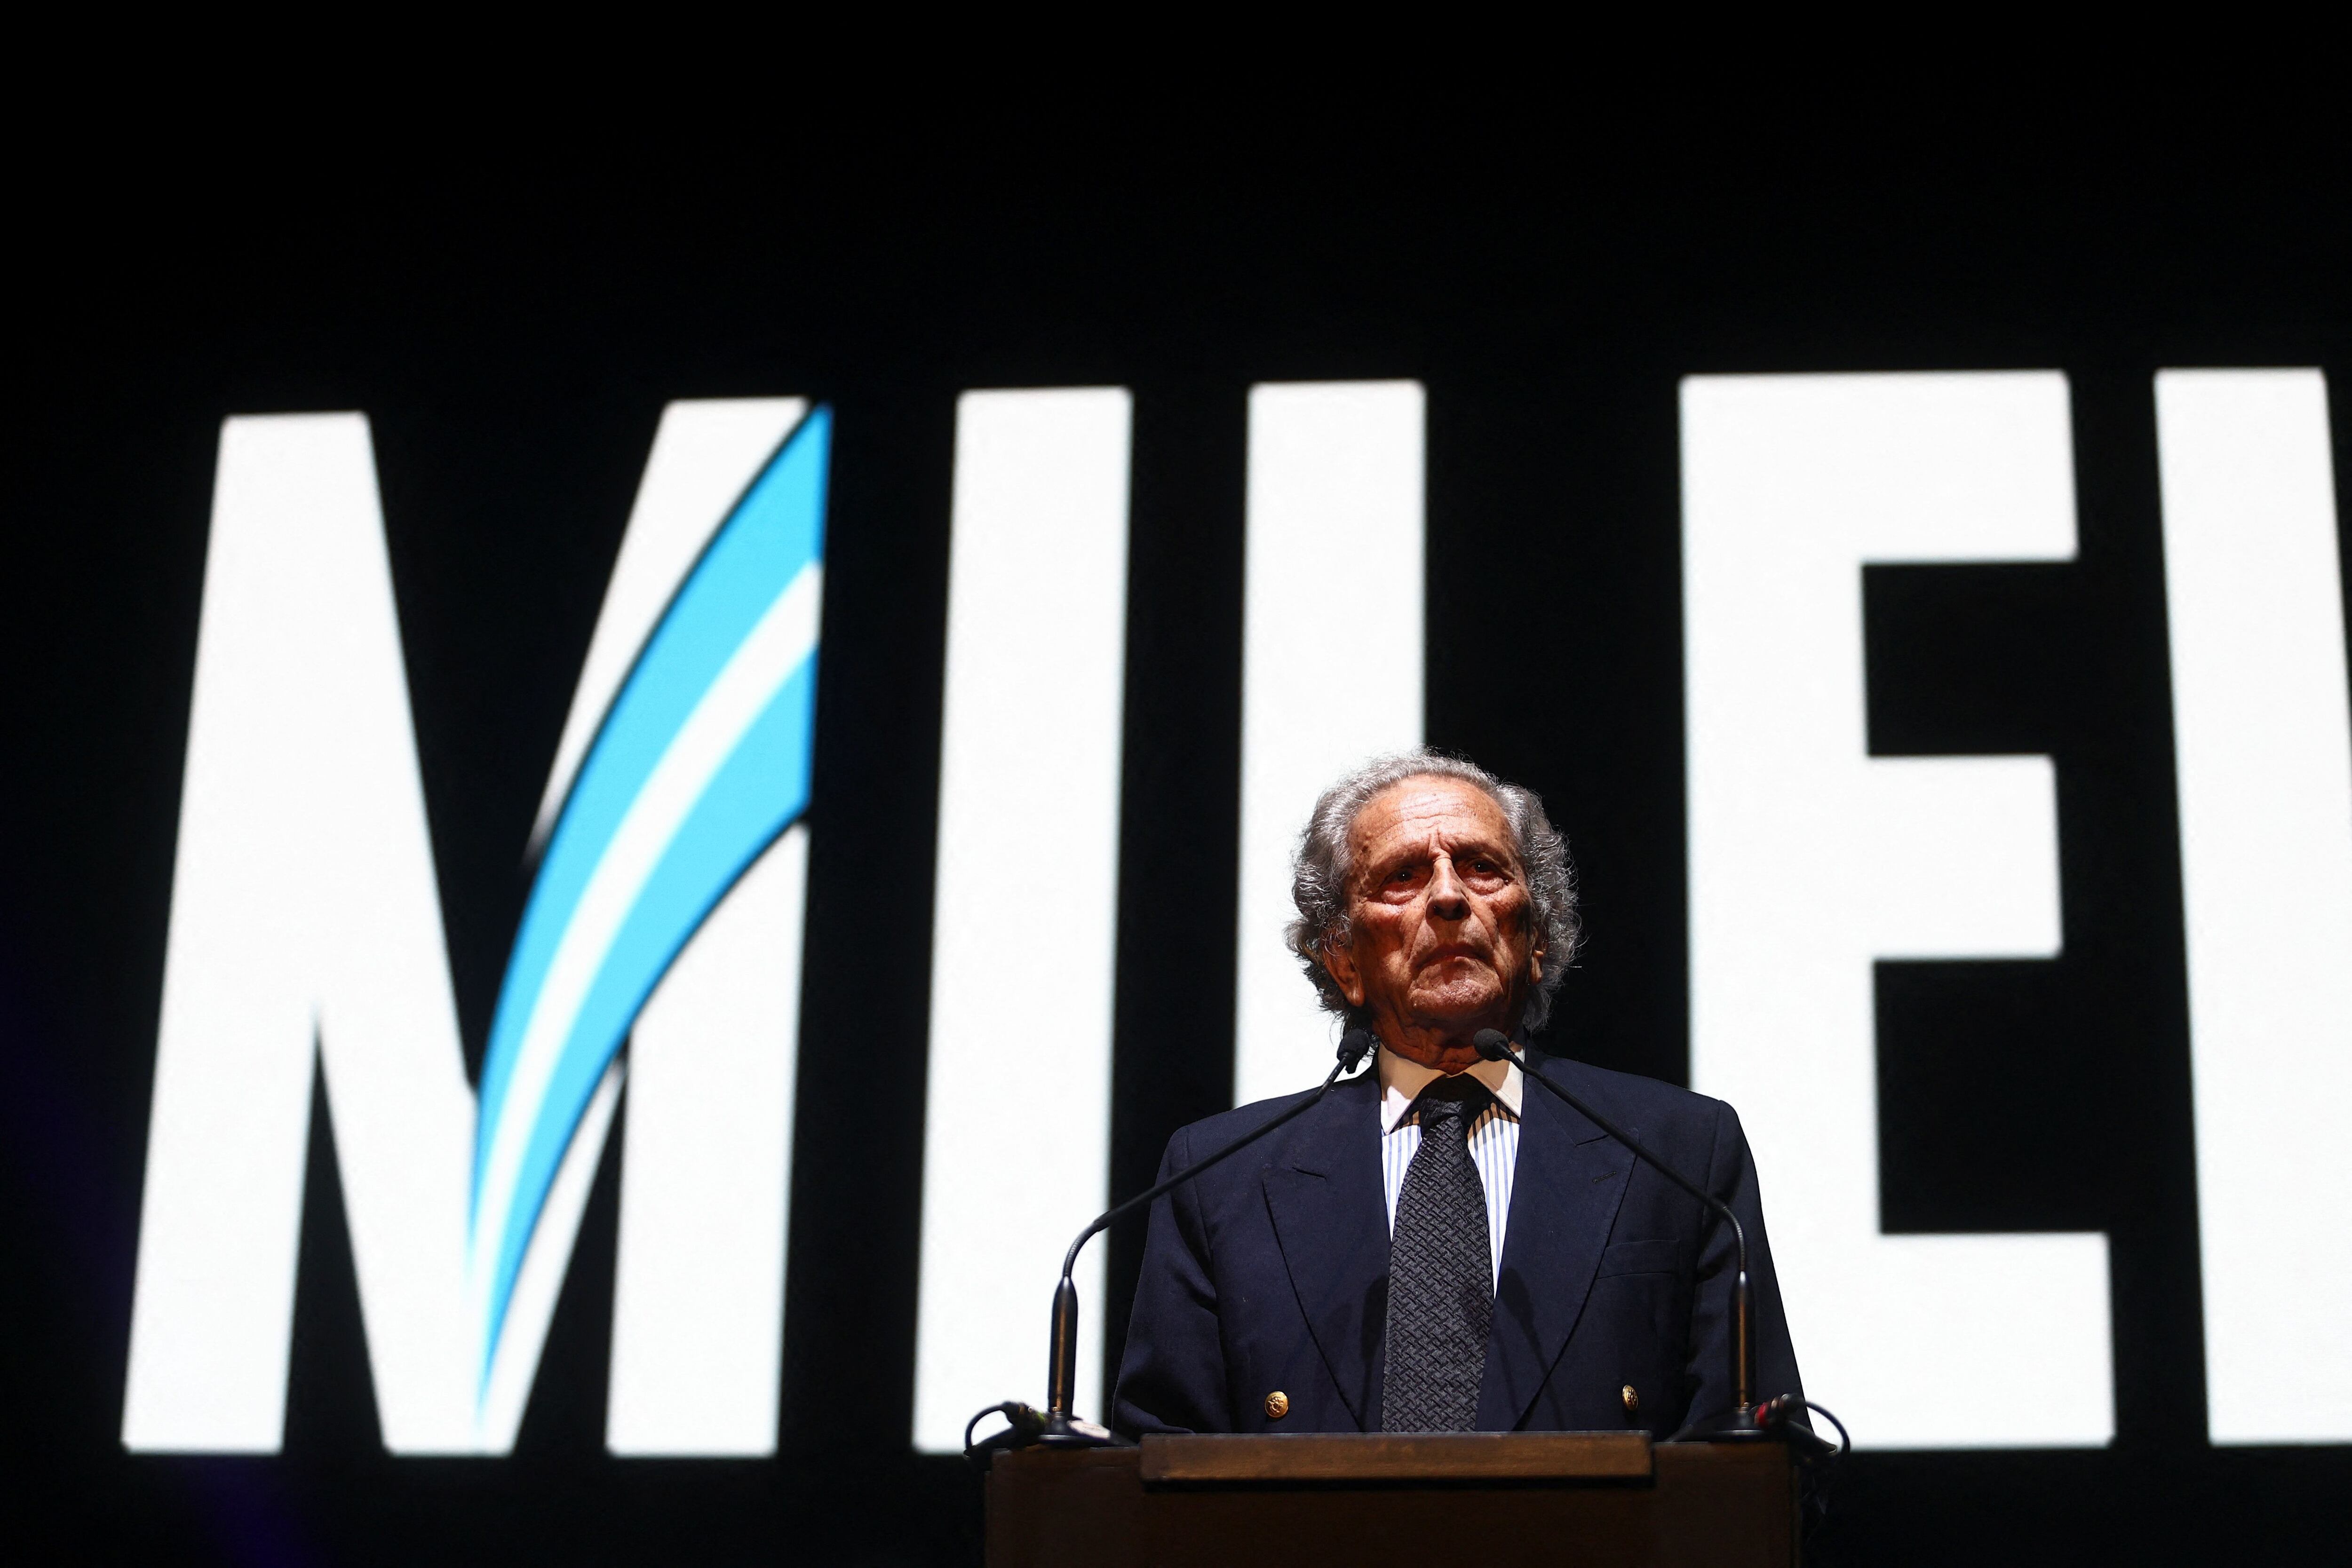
[1533,1052,1733,1130]
[1172,1080,1341,1149]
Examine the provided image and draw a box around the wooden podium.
[988,1433,1800,1568]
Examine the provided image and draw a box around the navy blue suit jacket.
[1110,1053,1803,1436]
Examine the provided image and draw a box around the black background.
[6,116,2352,1563]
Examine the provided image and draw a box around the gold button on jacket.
[1263,1391,1290,1420]
[1621,1384,1640,1416]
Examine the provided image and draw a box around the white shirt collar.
[1376,1043,1524,1134]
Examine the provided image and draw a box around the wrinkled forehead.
[1345,776,1518,867]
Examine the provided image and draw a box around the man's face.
[1320,776,1543,1067]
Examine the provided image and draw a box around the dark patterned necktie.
[1382,1077,1494,1432]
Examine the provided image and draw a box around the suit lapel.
[1477,1059,1634,1430]
[1261,1071,1387,1430]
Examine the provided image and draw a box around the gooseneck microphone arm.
[1042,1029,1378,1431]
[1471,1029,1756,1426]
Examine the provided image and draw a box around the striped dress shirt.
[1376,1046,1522,1287]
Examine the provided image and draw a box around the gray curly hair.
[1284,750,1581,1036]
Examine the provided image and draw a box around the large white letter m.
[122,402,828,1456]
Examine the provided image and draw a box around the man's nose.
[1427,857,1470,920]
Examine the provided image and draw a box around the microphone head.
[1336,1029,1376,1071]
[1472,1029,1516,1061]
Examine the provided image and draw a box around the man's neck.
[1370,996,1527,1074]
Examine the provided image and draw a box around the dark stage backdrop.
[5,127,2352,1564]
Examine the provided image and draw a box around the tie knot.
[1414,1076,1490,1132]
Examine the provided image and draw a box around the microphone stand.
[1473,1029,1797,1444]
[1014,1030,1377,1448]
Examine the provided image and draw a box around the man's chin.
[1402,982,1510,1031]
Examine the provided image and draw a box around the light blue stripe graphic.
[470,406,830,1385]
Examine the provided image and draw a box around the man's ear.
[1527,940,1546,986]
[1321,930,1367,1007]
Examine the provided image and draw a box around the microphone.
[1471,1028,1791,1443]
[993,1027,1379,1450]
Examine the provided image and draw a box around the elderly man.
[1112,751,1802,1436]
